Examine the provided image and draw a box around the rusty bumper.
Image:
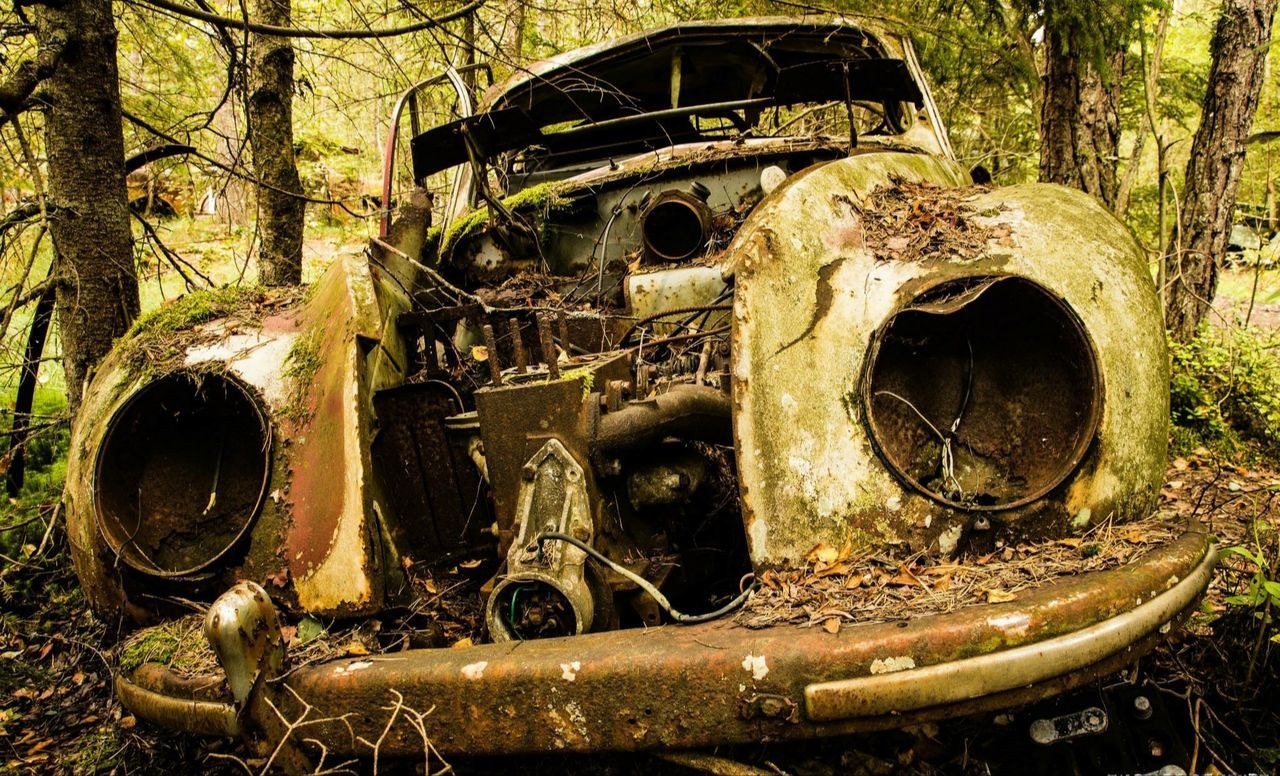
[118,532,1214,757]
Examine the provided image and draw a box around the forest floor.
[0,256,1278,774]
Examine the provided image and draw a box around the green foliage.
[1221,540,1280,645]
[1169,326,1280,459]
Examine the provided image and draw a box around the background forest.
[2,0,1280,772]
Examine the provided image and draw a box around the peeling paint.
[987,612,1032,638]
[742,654,769,681]
[869,655,917,674]
[560,661,581,682]
[462,661,488,680]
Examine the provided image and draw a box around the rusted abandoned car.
[66,15,1213,769]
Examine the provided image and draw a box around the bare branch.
[127,0,483,39]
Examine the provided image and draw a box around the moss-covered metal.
[65,256,400,620]
[728,151,1169,567]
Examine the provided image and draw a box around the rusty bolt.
[522,463,538,481]
[743,693,795,720]
[1133,695,1152,720]
[571,524,590,542]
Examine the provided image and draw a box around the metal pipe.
[115,675,239,737]
[595,385,732,453]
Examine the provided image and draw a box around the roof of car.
[482,15,906,113]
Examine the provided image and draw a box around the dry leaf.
[823,618,840,634]
[451,637,474,649]
[470,345,489,362]
[807,543,840,566]
[985,589,1017,603]
[344,643,370,656]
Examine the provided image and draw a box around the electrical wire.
[537,532,755,624]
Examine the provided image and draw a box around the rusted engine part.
[94,371,271,577]
[448,148,833,294]
[474,349,628,639]
[487,439,598,640]
[369,382,492,563]
[863,276,1102,511]
[641,186,713,261]
[730,152,1168,567]
[465,316,743,638]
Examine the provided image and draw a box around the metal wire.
[537,532,755,624]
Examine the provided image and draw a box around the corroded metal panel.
[729,152,1167,567]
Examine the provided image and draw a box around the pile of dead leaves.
[738,511,1184,630]
[855,179,1011,264]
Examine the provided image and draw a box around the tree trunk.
[1038,23,1124,209]
[1165,0,1280,342]
[497,0,526,64]
[35,0,139,414]
[248,0,305,287]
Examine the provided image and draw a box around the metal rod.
[554,97,773,138]
[536,314,560,379]
[481,323,503,385]
[508,317,527,374]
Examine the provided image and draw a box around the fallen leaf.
[807,543,840,566]
[470,345,489,362]
[119,715,136,730]
[823,618,840,634]
[985,589,1017,603]
[451,638,473,649]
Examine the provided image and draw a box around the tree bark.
[1165,0,1280,342]
[35,0,139,414]
[248,0,305,286]
[1038,22,1124,208]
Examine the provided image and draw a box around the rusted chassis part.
[118,532,1213,758]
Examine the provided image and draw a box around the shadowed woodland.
[2,0,1280,772]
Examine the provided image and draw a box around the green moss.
[279,328,323,422]
[423,225,443,260]
[439,182,573,256]
[560,366,595,399]
[128,286,262,339]
[117,616,211,674]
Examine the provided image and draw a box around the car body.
[68,15,1212,766]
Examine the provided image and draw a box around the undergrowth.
[1170,325,1280,460]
